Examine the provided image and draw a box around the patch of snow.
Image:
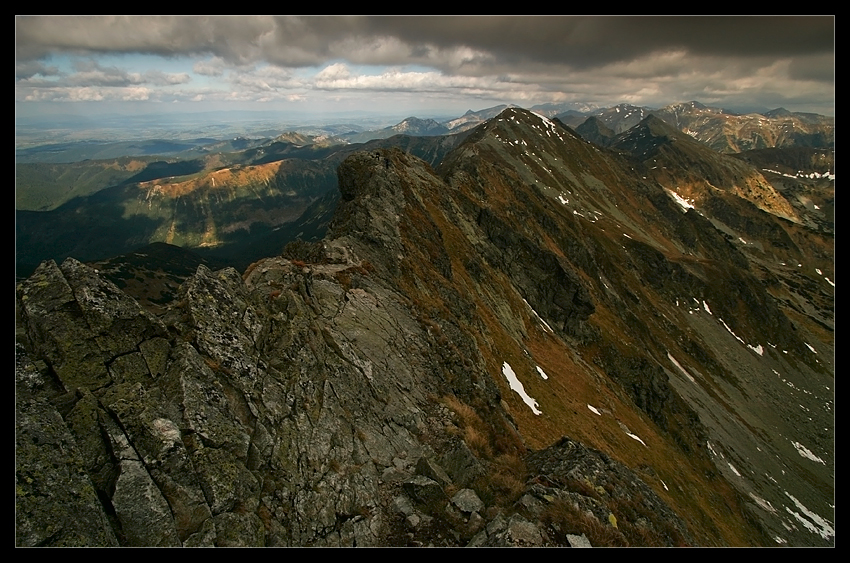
[530,111,557,131]
[784,492,835,541]
[522,298,553,333]
[749,493,777,514]
[825,277,834,287]
[702,301,712,315]
[502,362,541,415]
[667,353,695,383]
[665,188,694,211]
[804,343,818,354]
[747,344,764,356]
[792,441,826,465]
[536,366,549,380]
[587,404,602,416]
[719,318,746,345]
[557,195,569,205]
[774,536,787,544]
[728,463,741,477]
[815,268,822,275]
[625,431,647,447]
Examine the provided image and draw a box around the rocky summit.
[15,108,833,547]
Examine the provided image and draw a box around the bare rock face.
[15,346,119,547]
[526,437,693,546]
[15,148,696,547]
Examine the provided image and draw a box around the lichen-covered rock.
[15,346,118,547]
[527,437,694,547]
[15,147,718,547]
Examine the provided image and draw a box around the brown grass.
[564,477,603,502]
[541,498,628,547]
[440,395,529,507]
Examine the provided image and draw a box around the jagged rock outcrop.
[15,251,693,546]
[526,437,693,546]
[16,147,702,547]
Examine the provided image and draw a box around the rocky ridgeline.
[16,148,694,547]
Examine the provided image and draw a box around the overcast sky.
[15,16,835,120]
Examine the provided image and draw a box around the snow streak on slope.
[668,352,696,383]
[502,361,541,415]
[784,492,834,541]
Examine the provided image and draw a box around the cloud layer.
[15,16,835,115]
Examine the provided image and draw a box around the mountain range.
[15,105,834,546]
[561,101,834,154]
[15,101,834,280]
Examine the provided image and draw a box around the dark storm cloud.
[16,16,834,70]
[296,16,835,70]
[14,16,834,115]
[15,16,276,62]
[15,60,60,80]
[788,53,836,83]
[62,60,190,87]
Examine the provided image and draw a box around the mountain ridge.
[16,107,834,546]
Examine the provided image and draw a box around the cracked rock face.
[17,145,763,547]
[17,251,456,546]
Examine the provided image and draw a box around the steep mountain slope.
[15,157,339,279]
[436,109,833,545]
[581,103,652,133]
[574,116,616,147]
[16,109,833,547]
[730,147,834,233]
[16,156,166,212]
[570,102,835,155]
[610,114,800,223]
[650,102,835,154]
[443,105,518,133]
[731,146,835,179]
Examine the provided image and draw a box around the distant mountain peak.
[762,107,792,118]
[391,116,448,135]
